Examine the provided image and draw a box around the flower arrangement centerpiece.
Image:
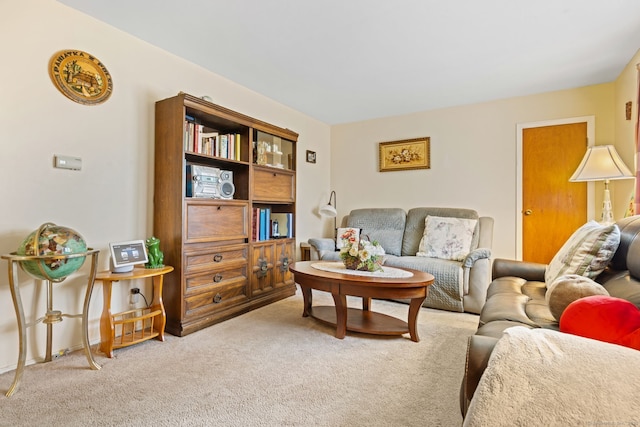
[339,229,385,272]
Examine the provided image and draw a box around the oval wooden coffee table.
[289,261,434,342]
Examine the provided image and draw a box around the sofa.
[308,207,494,314]
[461,215,640,417]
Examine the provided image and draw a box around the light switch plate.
[54,155,82,171]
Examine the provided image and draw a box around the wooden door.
[522,123,587,263]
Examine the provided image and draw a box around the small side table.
[1,250,101,397]
[300,242,311,261]
[95,265,173,358]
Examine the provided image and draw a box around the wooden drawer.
[184,243,248,275]
[184,200,248,243]
[252,168,294,202]
[184,281,248,318]
[185,264,248,294]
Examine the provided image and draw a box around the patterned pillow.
[336,227,360,250]
[416,216,477,261]
[545,221,620,286]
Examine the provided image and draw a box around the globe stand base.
[43,310,63,324]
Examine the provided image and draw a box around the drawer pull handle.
[213,254,223,262]
[213,274,223,283]
[217,206,221,210]
[213,293,222,303]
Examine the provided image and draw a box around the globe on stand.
[16,222,88,282]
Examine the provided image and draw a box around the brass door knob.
[524,209,533,215]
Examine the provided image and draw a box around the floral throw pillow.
[416,216,477,261]
[545,221,620,286]
[336,227,360,250]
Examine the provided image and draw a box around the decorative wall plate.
[49,50,113,105]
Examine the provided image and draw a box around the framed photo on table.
[379,137,430,172]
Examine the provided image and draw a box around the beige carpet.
[0,291,478,427]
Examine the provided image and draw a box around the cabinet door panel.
[185,201,248,243]
[253,169,294,202]
[273,240,295,288]
[250,243,275,295]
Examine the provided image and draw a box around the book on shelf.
[265,208,271,240]
[259,208,267,241]
[220,135,228,160]
[200,132,218,156]
[252,208,260,241]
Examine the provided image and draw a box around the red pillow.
[559,295,640,351]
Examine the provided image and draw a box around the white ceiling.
[57,0,640,124]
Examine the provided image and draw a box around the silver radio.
[187,165,235,199]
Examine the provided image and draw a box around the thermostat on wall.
[54,155,82,171]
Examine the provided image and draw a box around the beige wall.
[0,0,330,374]
[330,83,619,260]
[614,48,640,214]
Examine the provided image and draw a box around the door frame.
[515,116,595,259]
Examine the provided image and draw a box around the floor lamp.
[569,145,634,225]
[319,190,337,237]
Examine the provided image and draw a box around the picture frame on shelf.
[379,137,430,172]
[306,150,316,163]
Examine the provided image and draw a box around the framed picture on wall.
[379,137,430,172]
[306,150,316,163]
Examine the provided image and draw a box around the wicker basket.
[343,256,384,272]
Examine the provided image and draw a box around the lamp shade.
[569,145,634,182]
[319,204,337,217]
[319,190,337,218]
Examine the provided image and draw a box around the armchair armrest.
[307,238,337,260]
[308,238,335,252]
[463,248,491,268]
[491,258,546,282]
[462,248,493,314]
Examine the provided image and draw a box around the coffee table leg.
[332,293,347,339]
[300,286,312,317]
[408,296,426,342]
[362,297,371,311]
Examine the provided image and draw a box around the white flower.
[349,245,359,257]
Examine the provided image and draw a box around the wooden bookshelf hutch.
[154,92,297,336]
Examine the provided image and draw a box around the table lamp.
[569,145,634,224]
[319,190,337,236]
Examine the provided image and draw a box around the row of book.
[252,208,293,241]
[184,116,241,160]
